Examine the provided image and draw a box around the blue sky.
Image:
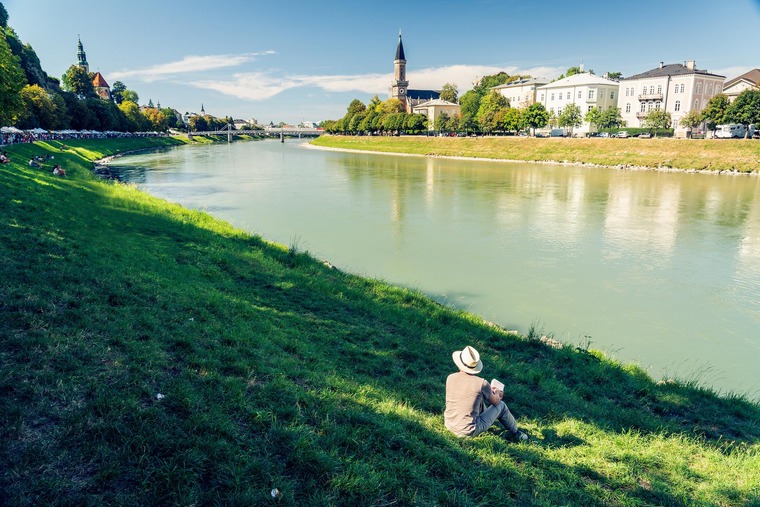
[4,0,760,124]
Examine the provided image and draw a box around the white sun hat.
[452,345,483,374]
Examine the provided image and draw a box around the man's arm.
[487,385,503,406]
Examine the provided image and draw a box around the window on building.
[540,94,544,101]
[650,85,655,95]
[706,84,712,95]
[696,82,702,93]
[588,105,594,112]
[657,85,662,94]
[648,102,653,111]
[588,90,595,99]
[674,84,679,93]
[551,93,555,100]
[559,92,563,100]
[655,101,661,110]
[694,99,699,109]
[610,91,615,99]
[578,91,582,99]
[674,100,681,112]
[625,103,631,113]
[641,103,646,112]
[680,84,685,93]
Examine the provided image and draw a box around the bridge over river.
[187,126,323,142]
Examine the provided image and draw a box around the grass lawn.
[311,135,760,173]
[1,138,758,505]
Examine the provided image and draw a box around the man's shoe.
[516,431,528,442]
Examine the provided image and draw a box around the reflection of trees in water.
[336,153,760,262]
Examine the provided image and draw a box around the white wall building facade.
[492,78,549,108]
[723,69,760,102]
[411,99,460,130]
[537,73,620,135]
[618,61,725,136]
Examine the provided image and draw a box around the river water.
[111,139,760,399]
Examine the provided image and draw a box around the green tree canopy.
[726,89,760,136]
[17,84,64,129]
[381,98,405,114]
[599,107,624,129]
[0,1,8,27]
[439,82,458,103]
[477,90,509,133]
[679,110,702,130]
[62,65,95,98]
[584,107,603,131]
[643,109,671,136]
[434,112,451,133]
[701,94,730,130]
[521,103,549,134]
[0,31,26,125]
[558,103,582,133]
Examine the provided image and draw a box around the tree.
[62,65,95,98]
[606,71,622,80]
[17,84,64,129]
[643,109,671,137]
[0,1,8,27]
[440,82,458,103]
[599,107,624,129]
[497,107,521,133]
[584,107,603,132]
[111,80,127,104]
[434,112,451,133]
[405,113,427,133]
[143,108,168,131]
[726,89,760,137]
[119,100,148,131]
[701,94,730,131]
[521,103,549,135]
[0,30,26,125]
[477,90,509,133]
[147,99,154,108]
[679,110,702,132]
[381,98,405,114]
[558,103,582,135]
[565,66,582,77]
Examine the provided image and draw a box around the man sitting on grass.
[444,345,528,440]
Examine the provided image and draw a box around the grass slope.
[311,135,760,173]
[1,139,759,506]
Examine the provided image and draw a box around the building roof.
[538,72,618,90]
[491,77,549,90]
[395,33,405,61]
[92,72,110,88]
[407,89,440,100]
[412,98,459,108]
[724,68,760,89]
[622,62,725,81]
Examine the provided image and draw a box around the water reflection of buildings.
[603,178,681,260]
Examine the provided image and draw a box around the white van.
[715,124,746,139]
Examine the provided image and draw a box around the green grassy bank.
[311,135,760,173]
[1,138,759,506]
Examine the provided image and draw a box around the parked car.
[715,124,746,139]
[639,132,652,138]
[598,132,610,138]
[617,131,629,138]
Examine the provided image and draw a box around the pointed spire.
[77,35,89,72]
[395,31,405,62]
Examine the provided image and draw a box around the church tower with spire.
[77,36,89,73]
[390,31,409,108]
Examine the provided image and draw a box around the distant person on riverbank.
[444,345,528,441]
[28,158,40,168]
[52,165,66,177]
[0,152,9,164]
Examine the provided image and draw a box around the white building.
[618,61,725,136]
[537,72,620,135]
[723,69,760,102]
[491,77,549,108]
[411,98,460,130]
